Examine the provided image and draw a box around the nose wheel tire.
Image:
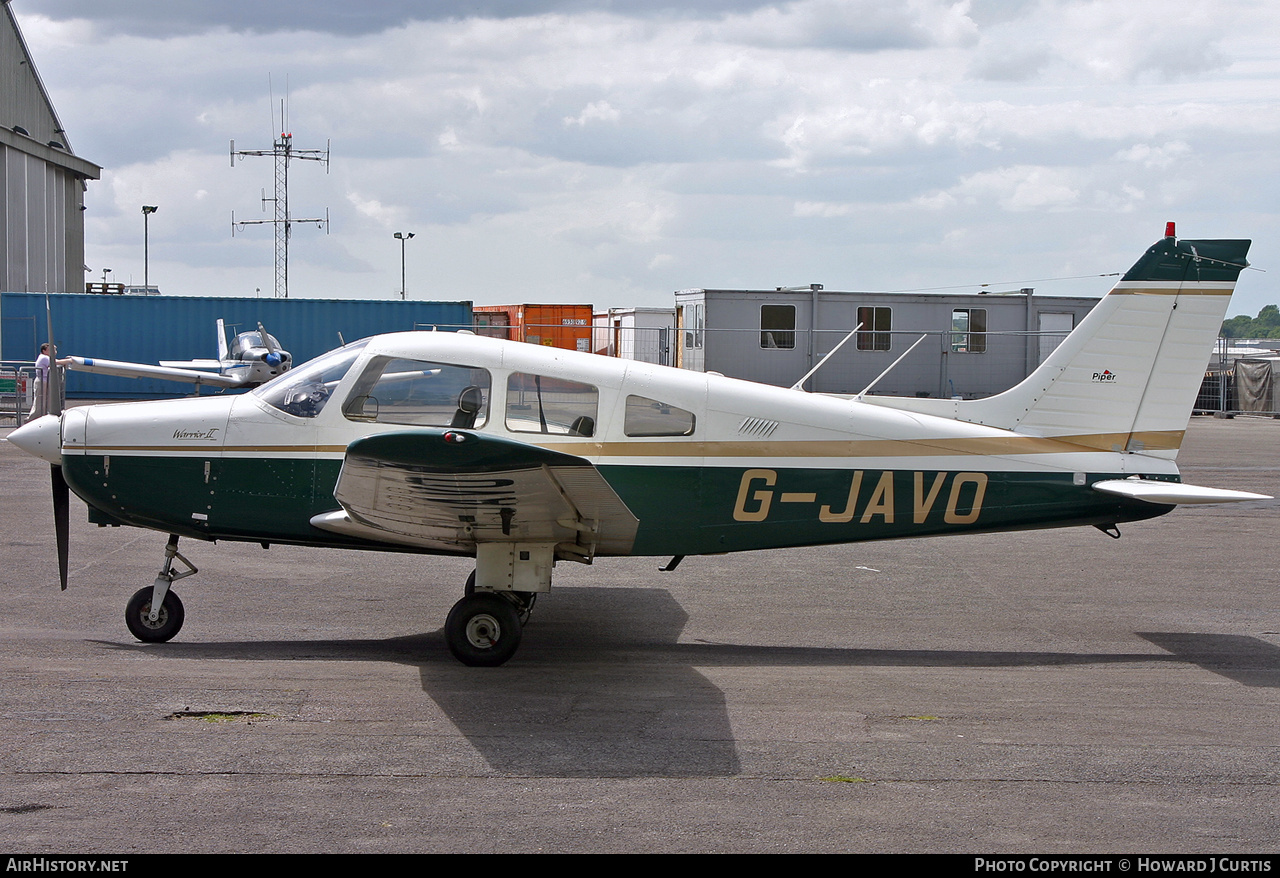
[124,586,185,643]
[445,593,522,667]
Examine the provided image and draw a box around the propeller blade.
[45,295,68,589]
[45,295,63,417]
[51,463,69,590]
[258,322,280,355]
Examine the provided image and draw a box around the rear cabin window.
[343,357,491,428]
[505,372,599,436]
[623,395,696,437]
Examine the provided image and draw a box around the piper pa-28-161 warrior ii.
[8,225,1272,666]
[64,319,291,391]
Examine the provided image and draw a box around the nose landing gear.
[124,534,196,643]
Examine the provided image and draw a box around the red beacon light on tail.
[1165,221,1176,238]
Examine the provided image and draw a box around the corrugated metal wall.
[0,292,474,398]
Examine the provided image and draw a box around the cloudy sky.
[14,0,1280,317]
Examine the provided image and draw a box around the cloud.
[715,0,979,51]
[921,165,1081,212]
[1114,141,1192,170]
[9,0,1279,317]
[563,100,621,127]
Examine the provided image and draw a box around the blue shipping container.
[0,293,474,398]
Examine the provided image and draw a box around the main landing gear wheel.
[124,585,185,643]
[445,593,522,667]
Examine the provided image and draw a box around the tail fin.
[216,319,229,362]
[865,230,1251,458]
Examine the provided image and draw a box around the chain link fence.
[1196,337,1280,417]
[0,363,39,426]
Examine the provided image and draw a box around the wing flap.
[325,429,639,556]
[1092,479,1272,505]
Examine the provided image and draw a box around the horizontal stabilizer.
[1092,479,1272,505]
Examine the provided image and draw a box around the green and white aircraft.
[8,227,1270,666]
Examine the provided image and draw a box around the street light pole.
[141,205,158,291]
[394,231,415,300]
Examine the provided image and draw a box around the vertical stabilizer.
[863,231,1251,459]
[216,319,229,362]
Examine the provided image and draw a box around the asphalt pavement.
[0,415,1277,853]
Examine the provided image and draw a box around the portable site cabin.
[592,307,676,365]
[673,286,1099,398]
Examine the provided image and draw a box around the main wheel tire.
[125,586,185,643]
[445,593,522,667]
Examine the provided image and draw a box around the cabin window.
[623,395,696,437]
[951,308,987,353]
[253,341,368,419]
[505,372,599,437]
[856,306,892,351]
[342,357,491,427]
[760,304,796,349]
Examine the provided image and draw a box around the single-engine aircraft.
[65,319,291,390]
[7,225,1271,666]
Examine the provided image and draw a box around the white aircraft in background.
[7,225,1271,667]
[66,319,291,390]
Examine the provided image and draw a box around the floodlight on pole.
[394,231,415,300]
[141,205,158,291]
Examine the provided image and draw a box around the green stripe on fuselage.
[62,453,1171,555]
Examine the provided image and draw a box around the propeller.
[45,296,69,590]
[259,321,283,367]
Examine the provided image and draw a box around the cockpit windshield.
[253,341,368,418]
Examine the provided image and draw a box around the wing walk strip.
[73,429,1185,459]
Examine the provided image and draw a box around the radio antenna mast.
[230,87,330,298]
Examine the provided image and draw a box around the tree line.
[1221,305,1280,339]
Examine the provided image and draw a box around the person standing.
[28,343,72,419]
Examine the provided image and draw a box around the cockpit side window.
[253,341,367,419]
[623,395,696,437]
[343,357,491,427]
[505,372,599,437]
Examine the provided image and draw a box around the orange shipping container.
[473,304,594,352]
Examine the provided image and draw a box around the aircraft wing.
[313,429,640,558]
[67,356,244,387]
[1092,479,1272,505]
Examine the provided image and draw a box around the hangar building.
[1,0,101,297]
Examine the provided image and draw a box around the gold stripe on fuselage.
[73,429,1183,459]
